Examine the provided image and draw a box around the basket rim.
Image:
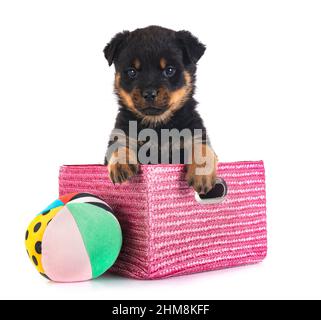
[60,160,264,169]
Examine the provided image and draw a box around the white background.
[0,0,320,300]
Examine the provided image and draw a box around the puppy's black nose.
[143,89,157,101]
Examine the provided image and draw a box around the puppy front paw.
[107,147,139,184]
[186,164,217,195]
[108,162,139,184]
[186,144,218,194]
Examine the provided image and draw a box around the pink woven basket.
[59,161,267,279]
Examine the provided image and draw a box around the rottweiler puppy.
[103,26,217,194]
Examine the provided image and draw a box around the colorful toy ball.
[25,193,122,283]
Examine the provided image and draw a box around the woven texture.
[59,161,267,279]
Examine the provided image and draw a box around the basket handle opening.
[195,178,228,205]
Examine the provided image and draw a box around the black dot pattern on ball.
[35,241,42,254]
[25,230,29,240]
[33,222,41,233]
[42,210,50,216]
[32,256,38,266]
[40,273,50,280]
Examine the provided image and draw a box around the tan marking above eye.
[160,58,167,69]
[133,58,141,70]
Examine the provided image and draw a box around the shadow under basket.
[59,161,267,280]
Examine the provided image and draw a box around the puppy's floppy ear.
[176,30,206,65]
[103,31,130,66]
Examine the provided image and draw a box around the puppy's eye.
[163,66,176,78]
[126,68,137,79]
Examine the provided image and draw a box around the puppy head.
[104,26,205,126]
